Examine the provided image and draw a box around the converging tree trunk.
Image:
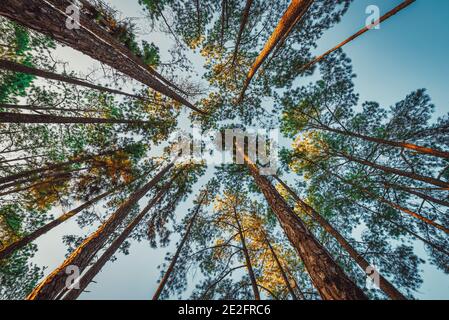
[231,0,253,65]
[26,161,175,300]
[273,175,407,300]
[0,59,146,100]
[233,206,260,300]
[0,112,151,126]
[0,185,124,260]
[61,174,179,300]
[299,0,415,72]
[238,147,367,300]
[0,0,203,114]
[239,0,314,102]
[262,231,298,300]
[152,190,208,300]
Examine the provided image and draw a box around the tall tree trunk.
[0,185,123,260]
[0,149,116,185]
[152,190,207,300]
[321,125,449,160]
[231,0,253,65]
[239,149,367,299]
[383,182,449,208]
[0,112,151,126]
[238,0,314,102]
[26,161,174,300]
[233,207,260,300]
[263,232,298,300]
[273,176,407,300]
[0,59,145,100]
[0,172,73,196]
[299,0,415,72]
[303,156,449,234]
[70,0,187,96]
[0,104,104,114]
[335,151,449,189]
[61,174,179,300]
[0,0,203,114]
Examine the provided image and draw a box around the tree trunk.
[239,0,314,102]
[0,112,151,126]
[299,0,416,72]
[0,0,203,114]
[273,176,407,300]
[263,232,298,300]
[383,182,449,208]
[239,148,367,299]
[152,190,207,300]
[0,185,122,260]
[0,59,145,100]
[231,0,253,65]
[336,151,449,189]
[0,104,104,114]
[61,174,179,300]
[26,161,174,300]
[303,156,449,234]
[70,0,188,96]
[233,207,260,300]
[0,149,116,186]
[322,125,449,160]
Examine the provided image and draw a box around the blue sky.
[29,0,449,300]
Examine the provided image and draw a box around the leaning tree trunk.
[274,176,407,300]
[299,0,415,72]
[233,207,261,300]
[239,148,367,299]
[303,156,449,234]
[335,151,449,189]
[239,0,314,102]
[61,174,179,300]
[0,112,151,126]
[322,124,449,160]
[0,0,203,114]
[0,185,123,260]
[69,0,187,96]
[152,190,207,300]
[0,103,104,114]
[263,232,298,300]
[26,161,175,300]
[0,149,117,185]
[231,0,253,65]
[0,59,145,100]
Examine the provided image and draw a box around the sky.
[28,0,449,300]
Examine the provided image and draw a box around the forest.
[0,0,448,301]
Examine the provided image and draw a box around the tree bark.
[231,0,253,65]
[336,151,449,189]
[303,156,449,235]
[0,149,116,186]
[239,0,314,102]
[233,206,260,300]
[239,148,367,299]
[299,0,416,72]
[61,174,179,300]
[0,185,122,260]
[0,59,146,100]
[0,0,203,114]
[152,190,207,300]
[0,103,103,114]
[263,232,298,300]
[273,175,407,300]
[26,161,174,300]
[322,125,449,160]
[0,112,151,126]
